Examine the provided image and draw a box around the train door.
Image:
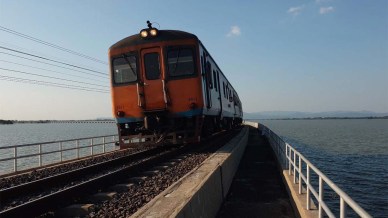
[201,51,212,109]
[232,91,237,116]
[140,47,166,111]
[205,61,212,108]
[217,70,222,114]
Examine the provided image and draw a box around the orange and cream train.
[109,23,242,148]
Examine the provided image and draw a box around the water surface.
[0,123,118,174]
[0,123,117,147]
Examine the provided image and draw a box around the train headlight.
[140,30,148,38]
[150,28,158,36]
[140,27,158,39]
[190,102,197,109]
[117,111,125,117]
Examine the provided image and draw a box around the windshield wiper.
[122,54,136,77]
[171,48,181,76]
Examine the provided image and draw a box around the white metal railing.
[0,134,119,175]
[244,121,371,218]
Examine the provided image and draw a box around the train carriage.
[109,23,242,148]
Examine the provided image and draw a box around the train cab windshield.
[167,48,195,78]
[112,55,137,84]
[144,53,161,80]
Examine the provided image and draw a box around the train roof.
[110,30,198,50]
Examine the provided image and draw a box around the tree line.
[0,119,14,124]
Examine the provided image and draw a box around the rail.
[243,121,371,218]
[0,134,119,175]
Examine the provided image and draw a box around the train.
[109,22,243,148]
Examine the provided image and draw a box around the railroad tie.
[57,204,94,217]
[86,192,117,203]
[109,183,134,193]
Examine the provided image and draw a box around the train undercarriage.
[116,114,242,149]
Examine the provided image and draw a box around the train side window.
[216,71,220,92]
[206,61,213,89]
[223,82,226,98]
[202,52,206,75]
[144,53,160,80]
[213,70,217,91]
[167,48,195,77]
[112,55,137,84]
[201,56,204,75]
[226,86,229,99]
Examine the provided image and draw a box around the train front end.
[109,26,204,148]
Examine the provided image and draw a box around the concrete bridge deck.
[132,126,298,218]
[217,127,295,217]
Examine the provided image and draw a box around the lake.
[0,123,118,174]
[0,123,118,147]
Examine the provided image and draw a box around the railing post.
[306,165,311,210]
[60,142,63,162]
[288,145,291,175]
[102,137,106,153]
[284,142,287,169]
[298,155,302,194]
[340,197,347,218]
[319,176,324,218]
[90,138,93,155]
[38,144,42,167]
[293,150,296,183]
[14,147,17,172]
[76,140,79,158]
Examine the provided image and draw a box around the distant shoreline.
[0,119,115,124]
[1,117,388,125]
[248,116,388,120]
[0,120,13,124]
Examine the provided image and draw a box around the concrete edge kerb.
[131,127,249,218]
[282,170,318,218]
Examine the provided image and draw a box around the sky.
[0,0,387,120]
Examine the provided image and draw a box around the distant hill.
[244,111,388,120]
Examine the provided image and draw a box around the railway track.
[0,144,180,217]
[0,128,241,217]
[0,145,153,190]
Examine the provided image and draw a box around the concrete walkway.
[217,127,295,218]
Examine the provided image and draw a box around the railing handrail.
[287,144,371,217]
[243,121,371,218]
[0,141,115,162]
[0,134,118,149]
[0,134,119,175]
